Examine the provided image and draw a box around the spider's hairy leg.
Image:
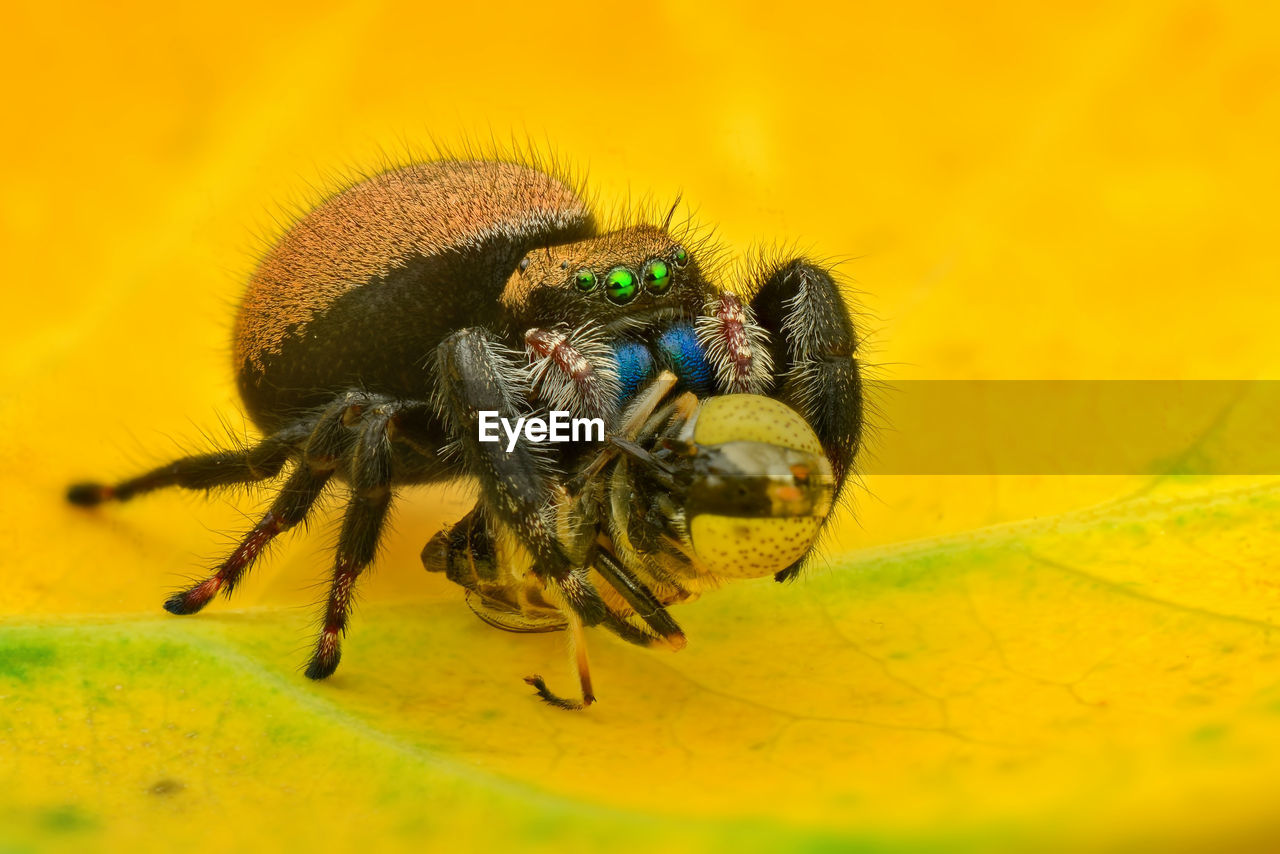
[305,402,398,680]
[436,327,615,708]
[695,292,774,395]
[748,257,863,582]
[524,323,621,422]
[66,421,311,507]
[435,328,608,625]
[749,258,863,492]
[162,396,361,616]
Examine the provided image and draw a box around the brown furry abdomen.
[233,159,594,432]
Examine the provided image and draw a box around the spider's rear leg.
[305,403,399,680]
[66,421,311,507]
[162,396,363,615]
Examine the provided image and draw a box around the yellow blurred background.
[3,1,1279,852]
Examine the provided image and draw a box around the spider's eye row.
[604,267,638,304]
[644,259,671,294]
[672,245,689,268]
[577,259,673,302]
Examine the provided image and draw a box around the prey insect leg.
[525,610,595,710]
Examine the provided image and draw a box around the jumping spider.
[67,156,864,706]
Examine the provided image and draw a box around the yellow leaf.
[7,482,1280,851]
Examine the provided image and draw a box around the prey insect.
[66,153,864,703]
[425,372,836,708]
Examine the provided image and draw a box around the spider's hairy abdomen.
[234,159,595,431]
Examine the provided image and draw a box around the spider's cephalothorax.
[66,156,864,705]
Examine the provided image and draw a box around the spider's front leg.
[733,257,864,582]
[435,327,609,708]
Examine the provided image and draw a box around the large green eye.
[604,267,638,304]
[574,269,597,292]
[672,246,688,268]
[644,259,671,294]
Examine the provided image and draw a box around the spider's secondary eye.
[574,269,598,292]
[605,268,638,304]
[518,257,530,272]
[672,246,688,268]
[644,259,671,294]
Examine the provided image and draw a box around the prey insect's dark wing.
[592,547,686,647]
[464,591,568,634]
